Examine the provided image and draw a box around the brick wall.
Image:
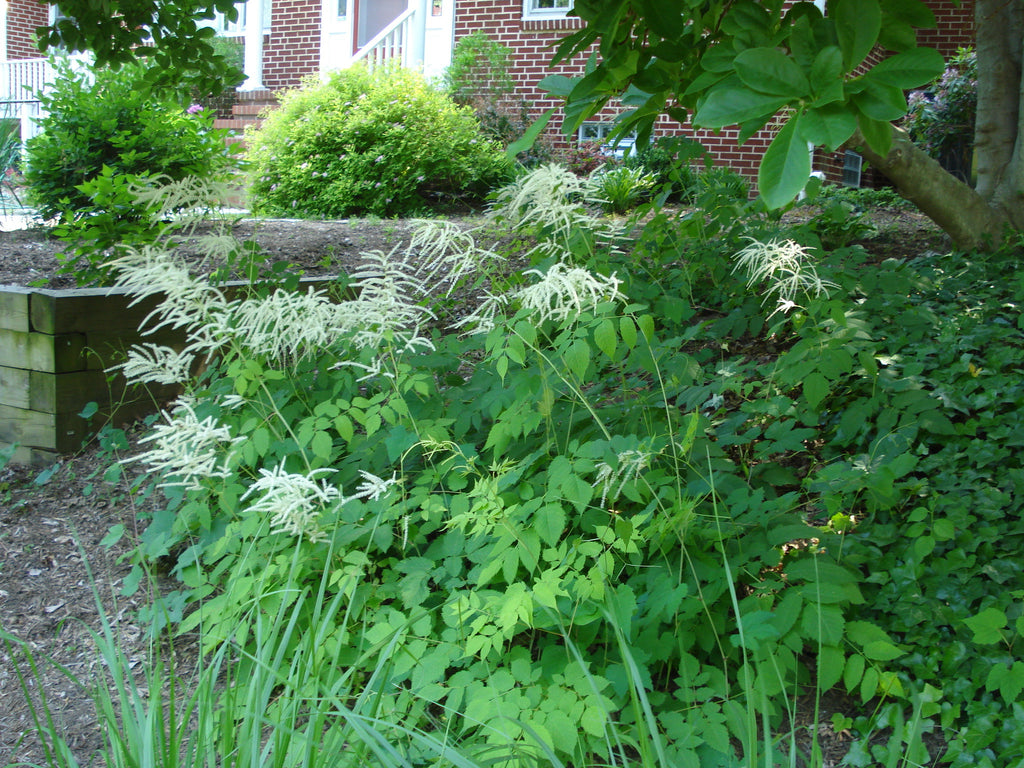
[456,0,975,189]
[918,0,975,57]
[262,0,321,90]
[6,0,49,60]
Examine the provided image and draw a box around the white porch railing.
[351,2,425,71]
[0,56,91,141]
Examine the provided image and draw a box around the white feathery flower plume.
[107,245,230,333]
[408,219,502,296]
[335,247,436,351]
[241,466,341,543]
[124,398,244,491]
[593,449,651,507]
[489,164,604,242]
[454,261,624,334]
[516,262,625,324]
[241,466,399,544]
[228,286,342,362]
[117,343,195,385]
[732,238,837,317]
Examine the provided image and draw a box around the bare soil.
[0,209,950,767]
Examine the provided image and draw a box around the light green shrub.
[247,65,512,218]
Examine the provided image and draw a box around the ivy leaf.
[963,607,1008,645]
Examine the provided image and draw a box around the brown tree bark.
[850,0,1024,251]
[851,126,1008,251]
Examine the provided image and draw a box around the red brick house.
[2,0,975,186]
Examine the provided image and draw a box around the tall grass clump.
[247,64,512,218]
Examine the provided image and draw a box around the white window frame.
[579,122,637,159]
[842,150,863,188]
[523,0,573,20]
[214,0,272,35]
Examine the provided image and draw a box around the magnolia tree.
[544,0,1021,250]
[38,0,243,95]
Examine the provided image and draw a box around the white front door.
[319,0,352,75]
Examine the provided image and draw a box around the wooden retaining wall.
[0,284,184,466]
[1,278,337,466]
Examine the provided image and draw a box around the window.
[579,122,637,159]
[524,0,573,19]
[842,150,863,188]
[214,0,272,35]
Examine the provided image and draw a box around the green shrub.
[903,47,976,181]
[22,57,235,283]
[24,57,232,222]
[247,65,512,218]
[626,135,706,202]
[694,164,750,203]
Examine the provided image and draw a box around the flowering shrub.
[903,47,976,179]
[247,65,512,218]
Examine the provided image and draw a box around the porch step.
[215,89,280,149]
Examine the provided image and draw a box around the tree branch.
[851,125,1007,251]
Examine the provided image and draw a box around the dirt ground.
[0,209,950,767]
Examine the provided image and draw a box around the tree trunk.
[851,126,1008,251]
[851,0,1024,252]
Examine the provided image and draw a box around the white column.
[241,0,266,91]
[408,0,429,70]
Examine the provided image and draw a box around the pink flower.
[186,104,204,115]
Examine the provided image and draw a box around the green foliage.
[247,65,512,218]
[542,0,945,207]
[106,168,1024,766]
[902,47,976,181]
[590,165,657,213]
[443,33,554,166]
[23,57,236,284]
[38,0,244,96]
[624,135,706,203]
[797,199,877,249]
[817,184,913,212]
[443,32,516,105]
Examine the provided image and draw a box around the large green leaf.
[865,47,944,89]
[638,0,687,39]
[882,0,936,27]
[852,78,908,121]
[809,46,845,105]
[800,105,857,151]
[694,88,791,128]
[857,113,893,156]
[735,47,811,97]
[833,0,882,70]
[758,112,812,209]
